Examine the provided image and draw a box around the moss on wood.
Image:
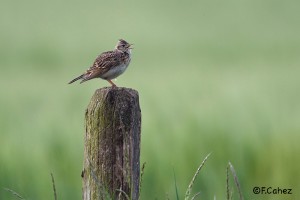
[82,87,141,200]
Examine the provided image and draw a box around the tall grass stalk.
[226,165,231,200]
[190,192,201,200]
[51,173,57,200]
[227,162,243,200]
[139,162,146,199]
[3,188,25,200]
[173,168,180,200]
[184,153,211,200]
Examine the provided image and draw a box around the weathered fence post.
[82,87,141,200]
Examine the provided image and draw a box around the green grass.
[1,0,300,199]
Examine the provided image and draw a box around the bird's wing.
[82,51,121,81]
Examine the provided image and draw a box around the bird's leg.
[107,80,117,88]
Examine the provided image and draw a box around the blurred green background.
[1,0,299,199]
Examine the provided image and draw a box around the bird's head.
[115,39,133,52]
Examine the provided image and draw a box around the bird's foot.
[107,80,117,88]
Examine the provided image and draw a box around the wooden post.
[82,87,141,200]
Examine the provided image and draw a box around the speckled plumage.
[68,39,132,87]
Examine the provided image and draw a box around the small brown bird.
[68,39,133,87]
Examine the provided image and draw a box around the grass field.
[1,0,300,199]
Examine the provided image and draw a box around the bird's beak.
[129,44,134,49]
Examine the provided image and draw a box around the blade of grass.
[226,164,230,200]
[3,188,25,200]
[185,153,211,200]
[228,162,243,200]
[190,192,201,200]
[173,168,180,200]
[139,161,146,198]
[51,173,57,200]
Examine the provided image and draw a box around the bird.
[68,39,133,87]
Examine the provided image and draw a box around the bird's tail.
[68,74,84,84]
